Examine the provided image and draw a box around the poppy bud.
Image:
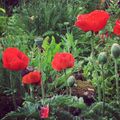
[34,37,43,48]
[67,76,75,87]
[98,52,107,65]
[39,105,49,119]
[111,43,120,59]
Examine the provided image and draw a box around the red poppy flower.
[22,71,42,85]
[75,10,110,32]
[2,47,29,71]
[113,20,120,36]
[40,105,49,119]
[51,52,75,71]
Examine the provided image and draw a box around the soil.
[0,93,23,119]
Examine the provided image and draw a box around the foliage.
[84,102,120,120]
[12,0,83,36]
[1,95,85,120]
[0,0,120,120]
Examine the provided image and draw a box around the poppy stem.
[64,70,69,95]
[29,85,34,98]
[19,72,24,97]
[97,74,102,101]
[114,59,119,105]
[90,38,94,58]
[41,79,45,100]
[69,87,72,96]
[101,65,105,117]
[90,33,101,101]
[10,71,17,110]
[38,48,45,104]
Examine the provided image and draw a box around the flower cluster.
[2,47,41,85]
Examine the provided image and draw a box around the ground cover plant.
[0,0,120,120]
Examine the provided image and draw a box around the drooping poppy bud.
[67,76,75,87]
[111,43,120,59]
[98,52,107,65]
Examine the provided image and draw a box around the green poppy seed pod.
[67,76,75,87]
[98,52,107,65]
[111,43,120,59]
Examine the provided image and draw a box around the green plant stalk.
[39,48,45,103]
[69,87,72,96]
[19,72,24,97]
[10,72,17,110]
[101,65,105,117]
[114,59,119,105]
[65,70,71,96]
[97,77,102,101]
[64,69,71,113]
[90,36,101,101]
[41,79,45,100]
[29,85,34,98]
[90,36,94,58]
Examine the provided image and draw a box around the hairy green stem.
[90,38,94,58]
[114,59,119,105]
[69,87,72,96]
[19,73,24,97]
[10,72,17,110]
[101,65,105,117]
[97,78,102,101]
[39,48,45,104]
[29,85,34,98]
[64,70,69,95]
[90,36,101,101]
[41,80,45,100]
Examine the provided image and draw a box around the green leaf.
[0,8,6,13]
[42,36,50,50]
